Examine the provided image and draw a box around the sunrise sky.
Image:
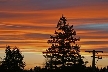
[0,0,108,70]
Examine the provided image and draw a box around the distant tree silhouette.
[33,66,41,72]
[43,15,85,69]
[0,46,25,72]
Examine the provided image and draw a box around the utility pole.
[85,50,103,72]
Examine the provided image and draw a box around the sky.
[0,0,108,70]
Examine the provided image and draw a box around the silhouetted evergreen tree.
[0,46,25,72]
[43,15,85,70]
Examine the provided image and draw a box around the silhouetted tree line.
[23,66,108,72]
[0,15,108,72]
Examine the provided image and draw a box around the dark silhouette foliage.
[0,15,107,72]
[17,66,108,72]
[43,15,85,70]
[0,46,25,72]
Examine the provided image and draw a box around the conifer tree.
[0,46,25,72]
[43,15,85,69]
